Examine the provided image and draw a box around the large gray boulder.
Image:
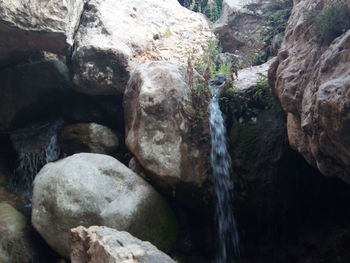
[72,0,214,95]
[124,61,210,196]
[0,0,84,57]
[32,153,178,258]
[70,226,176,263]
[0,203,33,263]
[214,0,267,67]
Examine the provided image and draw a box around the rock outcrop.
[72,0,214,95]
[32,153,178,258]
[70,226,176,263]
[232,57,275,90]
[0,0,84,58]
[60,123,119,155]
[124,61,210,196]
[269,0,350,183]
[214,0,267,67]
[0,203,33,263]
[0,59,69,130]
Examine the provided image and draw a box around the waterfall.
[10,120,61,198]
[209,74,240,263]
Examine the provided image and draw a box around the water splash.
[209,74,240,262]
[10,120,61,198]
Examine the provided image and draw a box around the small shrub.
[312,3,350,45]
[162,27,172,38]
[253,0,292,65]
[179,0,223,22]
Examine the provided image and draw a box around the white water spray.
[209,74,240,263]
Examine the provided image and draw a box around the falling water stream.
[10,120,61,200]
[209,74,240,263]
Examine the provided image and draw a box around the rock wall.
[214,0,268,67]
[269,0,350,183]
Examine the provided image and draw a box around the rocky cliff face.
[214,0,267,67]
[269,0,350,184]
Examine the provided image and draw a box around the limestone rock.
[0,203,33,263]
[269,0,350,183]
[0,60,69,130]
[32,153,178,258]
[0,0,84,57]
[214,0,267,67]
[232,58,275,91]
[60,123,119,155]
[70,226,176,263]
[72,0,214,95]
[124,61,210,195]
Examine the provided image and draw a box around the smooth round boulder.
[60,123,119,155]
[0,203,33,263]
[32,153,178,258]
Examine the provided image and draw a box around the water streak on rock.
[10,121,61,198]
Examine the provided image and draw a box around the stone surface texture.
[32,153,178,258]
[0,202,33,263]
[269,0,350,183]
[124,61,210,194]
[70,226,176,263]
[0,0,84,56]
[72,0,214,95]
[60,123,119,155]
[214,0,267,67]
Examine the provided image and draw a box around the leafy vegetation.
[162,27,172,38]
[184,37,234,147]
[253,0,292,65]
[179,0,223,22]
[188,38,234,83]
[310,3,350,45]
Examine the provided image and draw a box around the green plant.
[162,27,172,38]
[213,61,232,76]
[253,0,292,65]
[179,0,223,22]
[312,3,350,45]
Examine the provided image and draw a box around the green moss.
[312,3,350,45]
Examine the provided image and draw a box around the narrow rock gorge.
[0,0,349,263]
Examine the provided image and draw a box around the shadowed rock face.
[70,226,176,263]
[0,59,69,131]
[60,123,119,155]
[0,0,84,58]
[124,61,210,197]
[269,0,350,183]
